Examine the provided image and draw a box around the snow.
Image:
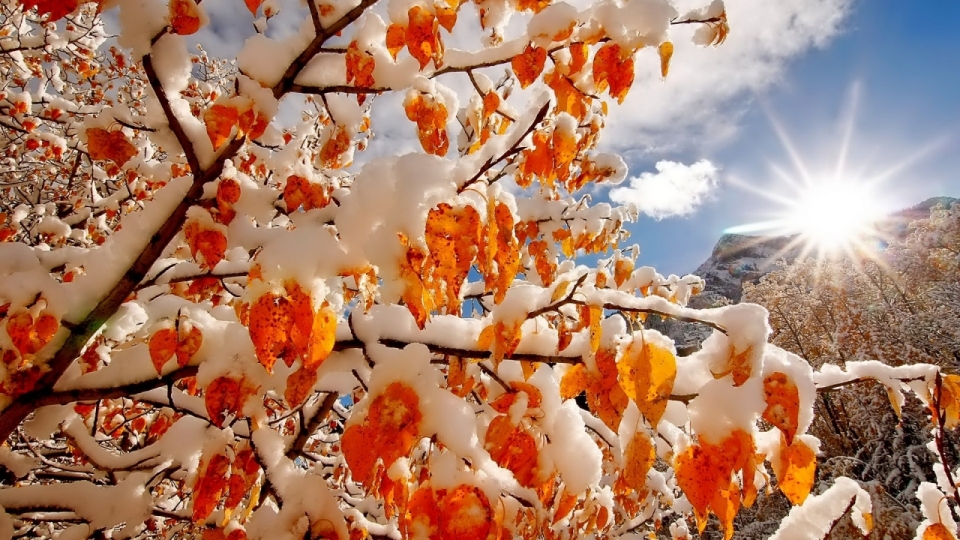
[769,477,872,540]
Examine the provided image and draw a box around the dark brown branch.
[28,367,199,409]
[142,54,201,176]
[286,392,338,459]
[457,101,549,193]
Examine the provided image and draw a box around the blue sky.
[626,0,960,274]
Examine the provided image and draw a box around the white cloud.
[601,0,853,158]
[609,159,719,219]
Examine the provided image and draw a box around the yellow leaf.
[592,42,634,104]
[588,305,603,354]
[776,437,816,505]
[618,340,676,427]
[924,523,957,540]
[658,41,673,78]
[622,429,655,492]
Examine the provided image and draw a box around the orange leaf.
[776,437,816,505]
[512,43,547,89]
[342,382,422,488]
[613,258,633,288]
[203,104,239,150]
[20,0,80,21]
[675,430,754,529]
[305,304,336,370]
[243,0,263,15]
[439,485,493,538]
[248,292,293,372]
[618,340,676,427]
[711,343,754,387]
[169,0,202,35]
[149,327,178,374]
[482,91,500,120]
[762,372,801,444]
[86,128,137,167]
[177,324,203,367]
[285,366,319,407]
[184,221,227,270]
[436,4,457,33]
[935,374,960,430]
[592,43,634,104]
[192,453,230,522]
[552,489,578,524]
[924,524,957,540]
[560,363,588,400]
[217,178,241,205]
[405,6,442,69]
[709,480,740,540]
[568,42,588,75]
[6,310,59,357]
[485,415,539,487]
[658,41,674,78]
[622,429,656,492]
[386,23,406,60]
[346,41,376,88]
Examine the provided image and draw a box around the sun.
[784,181,884,253]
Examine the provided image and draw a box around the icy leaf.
[622,429,655,492]
[924,524,957,540]
[440,485,493,538]
[203,104,239,150]
[762,372,800,444]
[386,23,406,60]
[285,366,318,407]
[6,310,59,356]
[248,292,293,372]
[777,437,816,505]
[511,44,547,89]
[342,382,422,488]
[618,340,676,427]
[658,42,674,78]
[406,6,441,69]
[592,43,635,104]
[86,128,137,167]
[192,453,230,522]
[169,0,202,35]
[243,0,263,15]
[485,415,539,487]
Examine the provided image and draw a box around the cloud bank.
[609,159,718,219]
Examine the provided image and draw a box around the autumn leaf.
[588,304,603,354]
[346,41,376,88]
[305,304,336,370]
[552,489,578,524]
[674,430,754,529]
[592,42,635,104]
[924,524,957,540]
[341,382,422,488]
[776,437,816,505]
[148,327,178,373]
[436,0,459,33]
[511,43,547,89]
[86,128,137,167]
[710,480,741,540]
[405,6,442,69]
[386,23,406,60]
[6,310,59,357]
[568,42,588,75]
[248,292,293,372]
[184,220,227,270]
[243,0,263,15]
[20,0,80,21]
[613,258,634,288]
[711,343,754,387]
[192,453,230,522]
[658,42,674,78]
[204,104,239,150]
[285,366,319,407]
[762,372,801,444]
[424,203,481,312]
[934,374,960,430]
[618,340,676,427]
[485,415,540,487]
[622,429,656,492]
[169,0,203,35]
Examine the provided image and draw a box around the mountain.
[661,197,958,352]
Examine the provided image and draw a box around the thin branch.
[286,392,338,459]
[28,367,199,408]
[457,101,548,193]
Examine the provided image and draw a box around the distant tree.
[0,1,958,539]
[742,203,960,538]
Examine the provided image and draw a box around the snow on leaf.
[20,0,81,21]
[711,344,754,387]
[169,0,203,35]
[618,340,676,427]
[342,382,422,488]
[346,41,376,89]
[405,6,442,69]
[184,219,227,270]
[512,43,547,89]
[762,372,800,445]
[776,437,816,505]
[86,128,137,168]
